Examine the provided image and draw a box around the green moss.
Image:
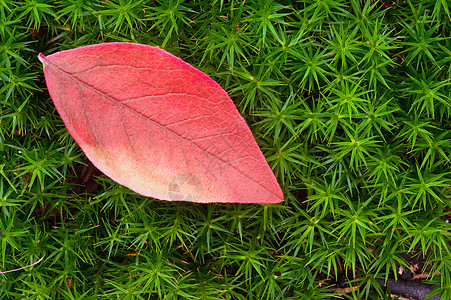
[0,0,450,298]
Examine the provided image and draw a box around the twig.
[375,278,440,300]
[0,256,45,274]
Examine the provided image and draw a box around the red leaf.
[39,43,283,204]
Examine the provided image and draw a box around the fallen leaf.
[39,43,283,204]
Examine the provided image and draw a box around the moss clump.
[0,0,450,299]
